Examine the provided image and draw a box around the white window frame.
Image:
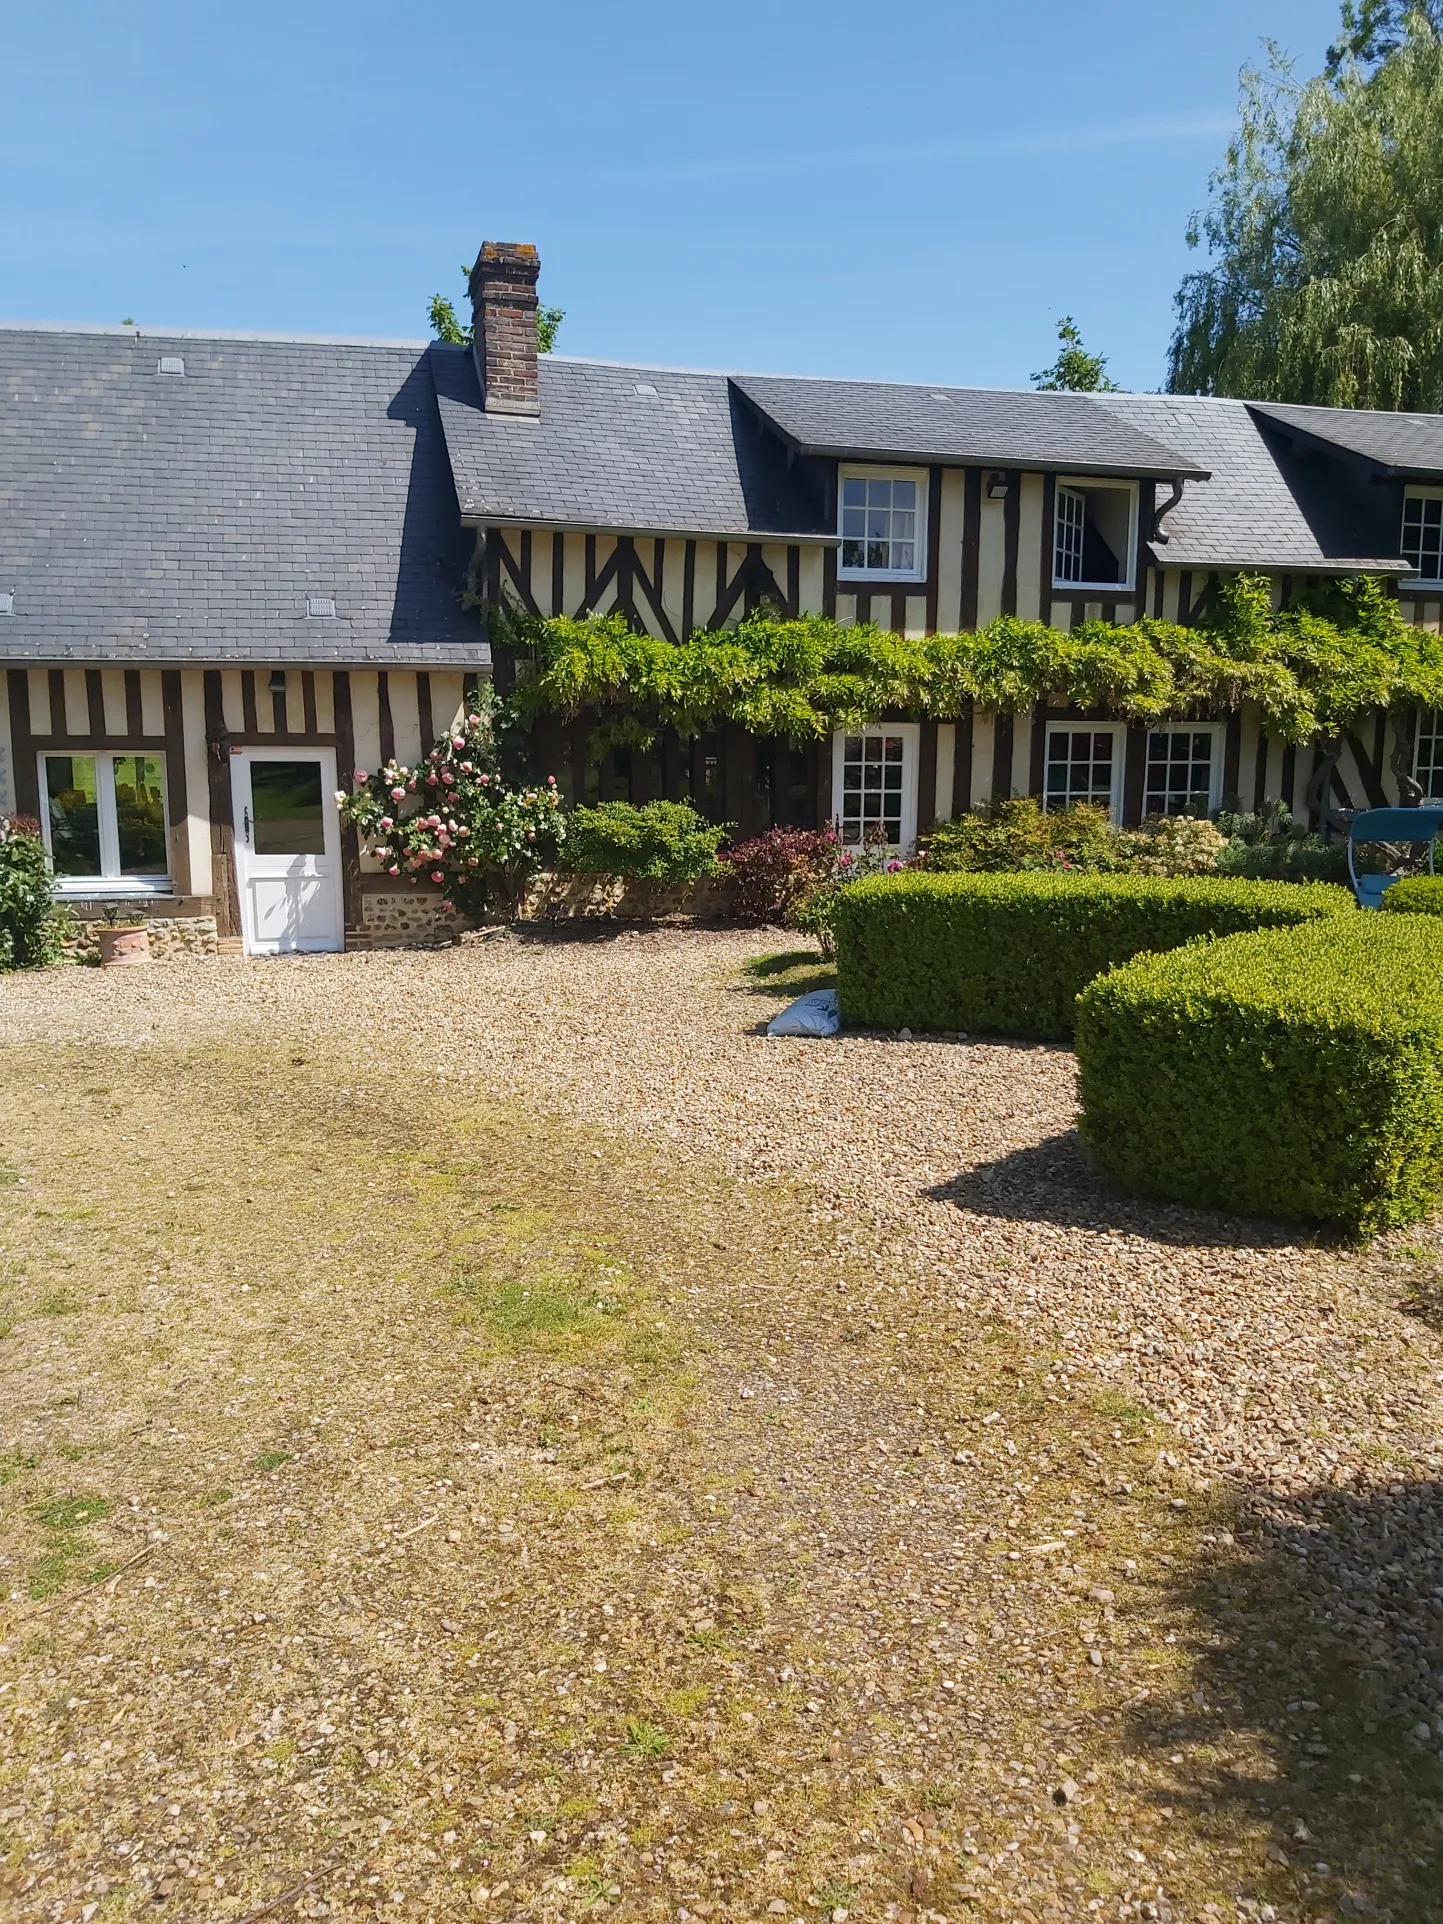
[1142,722,1226,817]
[1401,486,1443,588]
[1042,722,1125,820]
[837,465,928,582]
[1415,710,1443,799]
[38,750,171,897]
[1051,476,1139,593]
[831,723,921,851]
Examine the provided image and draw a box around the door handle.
[243,805,252,845]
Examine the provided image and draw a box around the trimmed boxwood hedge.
[1379,875,1443,916]
[1075,916,1443,1235]
[832,871,1354,1040]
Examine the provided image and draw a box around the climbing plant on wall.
[494,575,1443,750]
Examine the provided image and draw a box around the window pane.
[45,756,102,875]
[113,756,167,873]
[842,478,866,507]
[842,508,865,537]
[892,480,916,509]
[250,759,326,855]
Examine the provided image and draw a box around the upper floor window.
[1402,488,1443,586]
[838,468,926,580]
[1052,478,1138,592]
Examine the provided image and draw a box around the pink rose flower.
[426,773,437,786]
[440,900,455,913]
[388,863,400,875]
[452,736,465,750]
[430,870,444,884]
[442,770,455,785]
[390,786,405,801]
[354,768,368,782]
[547,775,557,786]
[526,829,537,842]
[460,761,473,774]
[468,712,480,726]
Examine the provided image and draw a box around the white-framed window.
[1052,477,1138,591]
[1143,724,1224,816]
[1402,488,1443,586]
[832,724,920,849]
[838,467,927,580]
[39,752,170,895]
[1044,724,1124,817]
[1415,711,1443,798]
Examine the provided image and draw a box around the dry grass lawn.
[0,939,1440,1924]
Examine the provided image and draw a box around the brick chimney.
[468,241,541,417]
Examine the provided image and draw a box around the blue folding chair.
[1346,806,1443,908]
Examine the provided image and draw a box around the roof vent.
[306,595,337,619]
[634,382,658,397]
[929,391,950,402]
[0,592,13,616]
[157,355,185,377]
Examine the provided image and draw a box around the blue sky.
[2,0,1340,392]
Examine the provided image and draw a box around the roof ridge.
[0,319,431,349]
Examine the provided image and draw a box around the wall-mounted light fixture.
[268,670,287,696]
[987,472,1011,500]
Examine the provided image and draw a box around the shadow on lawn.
[926,1130,1306,1252]
[1132,1478,1443,1920]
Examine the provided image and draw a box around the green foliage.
[338,703,566,920]
[428,266,563,353]
[832,870,1353,1040]
[0,817,70,970]
[923,798,1118,872]
[1031,315,1120,392]
[498,576,1443,749]
[1169,10,1443,407]
[1379,873,1443,914]
[1076,914,1443,1235]
[561,801,728,884]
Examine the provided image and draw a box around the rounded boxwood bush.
[1076,914,1443,1236]
[832,870,1354,1041]
[1378,875,1443,916]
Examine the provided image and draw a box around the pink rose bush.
[337,709,566,920]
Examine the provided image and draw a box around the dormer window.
[838,468,926,580]
[1402,488,1443,586]
[1052,477,1138,592]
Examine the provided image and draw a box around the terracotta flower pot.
[98,924,151,967]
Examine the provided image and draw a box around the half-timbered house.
[4,236,1443,952]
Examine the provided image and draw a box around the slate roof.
[430,349,831,539]
[0,323,485,665]
[1248,401,1443,479]
[1092,392,1416,574]
[731,373,1209,480]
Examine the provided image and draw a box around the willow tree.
[1167,7,1443,409]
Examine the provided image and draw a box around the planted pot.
[98,924,151,967]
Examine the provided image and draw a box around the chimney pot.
[469,241,541,418]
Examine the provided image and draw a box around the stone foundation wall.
[63,915,221,963]
[361,891,468,948]
[520,872,736,922]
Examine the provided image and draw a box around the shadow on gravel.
[926,1131,1305,1251]
[1133,1481,1443,1920]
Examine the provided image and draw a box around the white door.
[231,747,344,954]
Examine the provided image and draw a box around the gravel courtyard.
[1,930,1441,1924]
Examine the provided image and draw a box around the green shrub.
[1214,837,1351,885]
[0,818,69,970]
[1379,875,1443,916]
[922,798,1118,873]
[832,871,1353,1040]
[1076,916,1443,1235]
[561,802,728,884]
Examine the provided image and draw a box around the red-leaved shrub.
[722,827,838,926]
